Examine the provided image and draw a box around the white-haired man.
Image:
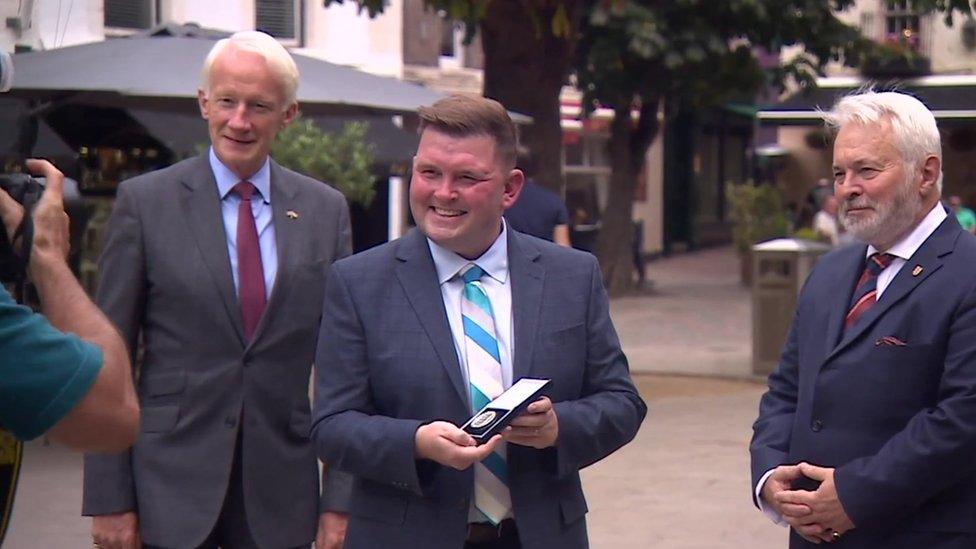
[751,90,976,548]
[83,31,352,549]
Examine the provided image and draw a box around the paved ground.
[4,245,789,548]
[614,245,755,378]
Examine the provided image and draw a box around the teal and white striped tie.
[460,263,511,524]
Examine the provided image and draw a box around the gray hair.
[201,30,299,105]
[823,90,942,192]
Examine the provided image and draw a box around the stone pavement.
[613,246,755,378]
[4,246,789,548]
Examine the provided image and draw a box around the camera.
[0,172,44,284]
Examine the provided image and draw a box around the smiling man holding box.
[311,94,646,549]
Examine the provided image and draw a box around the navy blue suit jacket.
[311,228,646,549]
[751,214,976,548]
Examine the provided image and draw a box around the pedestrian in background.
[812,195,841,246]
[504,151,571,246]
[948,195,976,234]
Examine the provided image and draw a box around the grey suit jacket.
[82,155,353,548]
[311,228,646,549]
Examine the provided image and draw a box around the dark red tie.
[233,181,266,341]
[845,253,896,330]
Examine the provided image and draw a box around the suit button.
[457,498,468,510]
[811,419,823,432]
[225,416,237,428]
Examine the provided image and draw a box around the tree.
[576,0,976,294]
[324,0,580,199]
[326,0,975,294]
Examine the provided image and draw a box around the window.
[104,0,154,30]
[884,0,921,51]
[256,0,299,41]
[438,13,464,69]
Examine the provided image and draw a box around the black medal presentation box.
[462,378,551,443]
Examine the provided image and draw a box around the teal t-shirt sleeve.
[0,286,103,440]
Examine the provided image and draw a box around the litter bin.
[752,238,831,376]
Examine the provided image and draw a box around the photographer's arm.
[11,160,138,452]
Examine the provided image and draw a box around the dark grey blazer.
[82,155,352,548]
[311,228,646,549]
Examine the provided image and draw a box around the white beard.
[839,176,923,247]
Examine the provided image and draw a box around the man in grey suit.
[84,31,351,549]
[311,94,646,549]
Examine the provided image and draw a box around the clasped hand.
[762,462,855,544]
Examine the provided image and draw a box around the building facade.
[764,1,976,216]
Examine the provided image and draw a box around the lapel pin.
[286,210,299,220]
[912,265,923,277]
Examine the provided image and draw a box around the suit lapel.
[826,216,958,362]
[823,245,868,354]
[395,230,468,407]
[179,155,245,345]
[251,161,300,343]
[508,231,544,382]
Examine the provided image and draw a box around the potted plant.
[726,182,790,285]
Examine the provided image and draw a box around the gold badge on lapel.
[286,210,299,220]
[911,265,923,277]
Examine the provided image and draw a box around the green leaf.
[271,117,378,207]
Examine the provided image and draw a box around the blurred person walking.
[503,152,571,246]
[812,195,841,246]
[948,195,976,234]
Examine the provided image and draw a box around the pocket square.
[875,335,907,346]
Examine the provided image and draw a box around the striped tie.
[460,264,511,525]
[845,253,896,330]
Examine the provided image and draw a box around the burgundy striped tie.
[845,253,896,330]
[233,181,266,341]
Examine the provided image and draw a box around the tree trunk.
[479,0,580,193]
[596,99,660,296]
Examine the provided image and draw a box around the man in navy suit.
[311,94,646,549]
[751,90,976,548]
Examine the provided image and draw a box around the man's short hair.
[823,90,943,191]
[418,94,518,169]
[201,30,299,105]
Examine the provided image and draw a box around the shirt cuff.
[756,468,788,527]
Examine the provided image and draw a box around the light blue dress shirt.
[209,148,277,299]
[427,221,514,393]
[428,221,516,523]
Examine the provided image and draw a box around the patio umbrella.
[7,33,445,116]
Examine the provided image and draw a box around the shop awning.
[8,32,445,116]
[757,75,976,125]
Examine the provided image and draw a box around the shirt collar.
[209,147,272,204]
[428,220,510,285]
[866,201,947,260]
